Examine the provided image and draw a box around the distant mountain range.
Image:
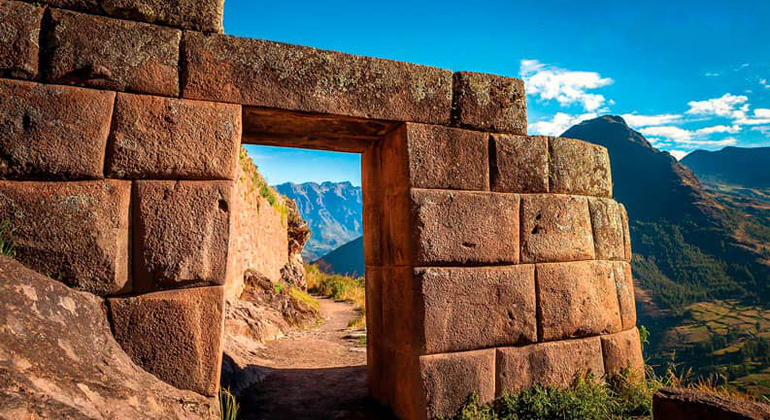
[681,146,770,189]
[273,181,362,261]
[313,236,364,277]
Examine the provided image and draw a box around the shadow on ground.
[223,354,397,420]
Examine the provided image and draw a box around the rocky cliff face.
[226,148,311,300]
[274,181,362,261]
[0,256,217,420]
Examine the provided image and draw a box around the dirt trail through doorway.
[236,297,396,420]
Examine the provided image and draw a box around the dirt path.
[236,297,396,420]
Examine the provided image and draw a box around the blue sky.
[229,0,770,185]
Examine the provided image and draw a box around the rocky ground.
[223,296,396,420]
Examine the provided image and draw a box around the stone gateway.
[0,0,642,418]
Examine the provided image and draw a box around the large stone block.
[182,32,452,124]
[620,203,632,261]
[410,189,520,265]
[0,79,115,179]
[549,137,612,197]
[381,266,536,355]
[588,197,626,260]
[403,123,490,191]
[0,1,43,79]
[496,337,605,395]
[452,71,527,134]
[0,180,130,295]
[520,194,594,263]
[419,349,495,420]
[490,134,549,193]
[108,285,225,396]
[537,260,623,341]
[17,0,223,32]
[44,9,180,96]
[106,93,240,180]
[612,261,637,330]
[601,327,644,377]
[133,181,233,292]
[99,0,224,32]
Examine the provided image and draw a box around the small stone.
[452,71,527,134]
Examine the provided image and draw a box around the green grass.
[305,263,366,328]
[219,387,239,420]
[443,365,757,420]
[0,220,15,258]
[238,147,289,223]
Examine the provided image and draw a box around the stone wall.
[0,1,642,418]
[226,148,289,301]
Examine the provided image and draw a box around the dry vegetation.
[305,263,366,328]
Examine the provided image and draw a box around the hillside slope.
[563,116,769,311]
[682,146,770,189]
[274,182,362,261]
[313,236,364,277]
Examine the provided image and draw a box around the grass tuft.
[219,387,239,420]
[0,220,15,258]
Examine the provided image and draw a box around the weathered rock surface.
[403,123,490,191]
[108,285,225,396]
[588,197,626,260]
[520,194,594,263]
[452,71,527,134]
[601,327,644,376]
[0,1,43,79]
[44,9,180,96]
[536,260,623,341]
[107,93,241,180]
[133,180,232,292]
[410,189,520,265]
[490,134,549,193]
[496,337,605,395]
[0,79,115,180]
[0,180,130,295]
[549,137,613,197]
[182,32,452,124]
[653,387,770,420]
[0,256,217,420]
[419,349,496,420]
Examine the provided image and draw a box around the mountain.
[563,116,769,310]
[313,236,364,277]
[681,146,770,189]
[564,116,770,396]
[274,181,362,261]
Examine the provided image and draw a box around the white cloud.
[519,60,613,112]
[751,126,770,135]
[640,126,693,143]
[621,113,681,128]
[530,112,597,136]
[695,125,741,135]
[686,93,749,118]
[705,72,720,77]
[754,108,770,118]
[668,150,689,160]
[761,79,769,89]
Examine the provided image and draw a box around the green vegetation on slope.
[305,263,365,328]
[0,220,15,258]
[238,147,288,222]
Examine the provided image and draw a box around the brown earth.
[224,296,396,420]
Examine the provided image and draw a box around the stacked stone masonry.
[0,1,642,418]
